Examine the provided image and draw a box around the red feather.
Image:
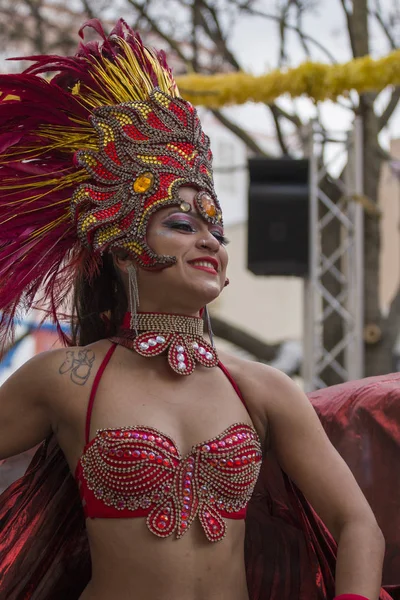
[0,18,179,347]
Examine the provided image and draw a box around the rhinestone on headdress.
[195,191,222,224]
[133,172,154,194]
[179,201,191,213]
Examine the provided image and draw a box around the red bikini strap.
[218,361,250,414]
[85,343,117,444]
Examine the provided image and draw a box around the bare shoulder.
[13,339,113,403]
[0,339,115,459]
[218,349,304,414]
[218,349,316,457]
[52,339,113,382]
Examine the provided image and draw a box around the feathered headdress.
[0,19,222,345]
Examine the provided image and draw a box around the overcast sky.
[221,0,400,152]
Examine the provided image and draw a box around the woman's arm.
[0,352,54,460]
[243,363,384,600]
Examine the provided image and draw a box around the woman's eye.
[168,221,195,232]
[166,221,229,245]
[212,232,230,246]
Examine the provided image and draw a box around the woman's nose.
[196,232,220,253]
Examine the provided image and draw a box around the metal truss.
[302,117,364,392]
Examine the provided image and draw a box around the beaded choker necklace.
[110,312,219,376]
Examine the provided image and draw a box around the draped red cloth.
[310,372,400,599]
[1,374,399,599]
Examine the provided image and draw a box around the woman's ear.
[112,250,133,274]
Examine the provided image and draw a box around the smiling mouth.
[188,260,218,275]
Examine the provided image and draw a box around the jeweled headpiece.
[0,18,222,342]
[73,87,221,267]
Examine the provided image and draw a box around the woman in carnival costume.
[0,18,392,600]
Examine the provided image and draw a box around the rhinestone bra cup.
[76,423,262,542]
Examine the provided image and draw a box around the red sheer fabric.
[0,438,90,599]
[1,374,399,599]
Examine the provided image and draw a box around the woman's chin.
[190,282,222,306]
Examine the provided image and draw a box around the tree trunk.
[361,99,394,375]
[352,0,394,375]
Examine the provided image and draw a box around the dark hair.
[70,253,127,346]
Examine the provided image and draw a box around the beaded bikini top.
[75,344,262,542]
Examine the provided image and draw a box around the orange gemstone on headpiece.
[133,172,154,193]
[203,195,216,217]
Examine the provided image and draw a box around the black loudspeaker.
[247,158,309,277]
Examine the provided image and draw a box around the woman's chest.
[88,360,256,454]
[57,356,263,474]
[58,353,266,542]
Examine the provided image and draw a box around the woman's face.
[118,186,229,315]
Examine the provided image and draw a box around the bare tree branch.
[242,6,338,63]
[378,86,400,131]
[192,0,201,72]
[125,0,193,68]
[269,104,292,155]
[266,101,309,154]
[21,0,46,52]
[295,1,311,58]
[277,1,290,67]
[81,0,96,19]
[370,0,397,49]
[339,0,357,57]
[271,102,303,127]
[211,315,281,361]
[196,0,241,70]
[210,109,269,155]
[248,2,352,151]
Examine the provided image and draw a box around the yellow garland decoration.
[176,49,400,107]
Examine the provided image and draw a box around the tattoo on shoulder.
[58,349,95,386]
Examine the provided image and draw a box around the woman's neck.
[133,302,202,319]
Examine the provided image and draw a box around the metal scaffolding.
[302,117,364,392]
